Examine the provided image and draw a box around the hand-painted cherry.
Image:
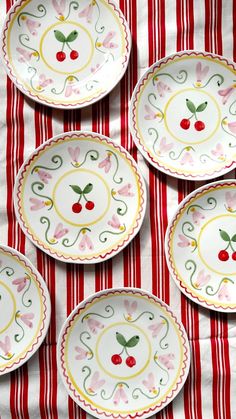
[85,201,95,211]
[70,50,79,60]
[56,51,66,62]
[218,250,229,261]
[194,121,205,131]
[126,356,136,367]
[72,203,82,213]
[111,354,122,365]
[180,119,190,130]
[232,251,236,261]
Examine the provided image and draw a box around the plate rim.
[0,0,132,109]
[13,130,147,264]
[57,287,190,419]
[129,49,236,181]
[0,244,51,375]
[165,178,236,312]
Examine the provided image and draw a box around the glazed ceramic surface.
[130,51,236,180]
[57,288,190,419]
[165,180,236,312]
[0,245,50,375]
[14,131,146,263]
[1,0,131,108]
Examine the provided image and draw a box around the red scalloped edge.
[1,0,131,108]
[130,51,236,180]
[59,289,190,418]
[15,133,146,263]
[166,181,236,311]
[0,246,49,374]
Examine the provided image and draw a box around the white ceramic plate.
[0,245,51,375]
[165,180,236,312]
[1,0,131,109]
[130,50,236,180]
[57,288,190,419]
[14,131,146,264]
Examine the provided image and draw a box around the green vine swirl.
[22,275,32,307]
[19,34,40,60]
[169,146,195,161]
[72,150,99,168]
[101,382,129,400]
[206,277,234,296]
[0,353,14,361]
[17,4,46,25]
[51,76,80,95]
[132,387,160,400]
[40,217,54,245]
[82,305,114,322]
[14,311,25,343]
[99,225,126,243]
[229,99,236,116]
[82,366,96,396]
[148,127,159,155]
[187,197,217,214]
[57,1,79,21]
[181,221,197,252]
[194,74,224,89]
[62,228,91,248]
[200,154,225,164]
[106,150,123,184]
[124,311,154,323]
[31,182,53,210]
[111,189,128,216]
[95,0,105,33]
[148,93,164,122]
[185,260,197,289]
[159,315,169,349]
[221,117,236,148]
[31,155,63,173]
[28,67,39,92]
[0,266,14,276]
[79,332,94,360]
[154,353,170,386]
[153,69,187,85]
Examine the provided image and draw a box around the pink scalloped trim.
[166,181,236,311]
[1,0,131,109]
[59,289,190,418]
[130,51,236,180]
[0,246,49,374]
[15,133,146,263]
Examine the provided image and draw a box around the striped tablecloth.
[0,0,236,418]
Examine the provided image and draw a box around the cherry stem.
[225,240,235,251]
[66,42,73,51]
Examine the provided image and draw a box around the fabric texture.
[0,0,235,418]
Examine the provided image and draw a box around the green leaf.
[69,185,82,195]
[219,229,230,242]
[186,99,196,114]
[126,335,140,348]
[196,102,208,112]
[116,332,127,346]
[54,30,66,43]
[231,234,236,242]
[83,183,93,194]
[66,30,78,43]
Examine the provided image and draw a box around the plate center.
[164,88,221,144]
[40,21,94,75]
[95,322,151,379]
[0,281,16,334]
[52,168,111,227]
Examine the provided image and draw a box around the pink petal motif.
[85,235,94,250]
[113,386,128,405]
[79,3,94,23]
[75,346,88,360]
[196,62,209,82]
[37,169,52,184]
[177,234,190,248]
[87,318,104,334]
[218,86,234,104]
[120,387,128,404]
[180,152,194,166]
[192,209,205,225]
[113,388,121,405]
[52,0,66,15]
[211,143,224,158]
[54,223,69,239]
[144,104,157,120]
[143,373,155,391]
[158,353,175,370]
[29,198,45,211]
[228,121,236,134]
[26,18,41,36]
[90,371,105,391]
[159,137,173,154]
[225,191,236,211]
[65,84,73,98]
[20,313,34,328]
[124,300,137,315]
[91,64,101,74]
[108,214,121,229]
[194,270,211,288]
[79,233,94,251]
[218,282,231,301]
[98,154,112,173]
[100,31,118,49]
[12,277,27,292]
[148,322,164,338]
[0,336,11,356]
[118,183,134,197]
[156,81,171,97]
[39,74,53,88]
[68,146,80,163]
[16,47,32,63]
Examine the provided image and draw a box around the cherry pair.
[218,250,236,261]
[56,50,79,62]
[72,201,94,213]
[180,119,205,131]
[111,354,136,368]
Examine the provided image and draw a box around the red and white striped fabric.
[0,0,235,418]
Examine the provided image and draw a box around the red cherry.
[180,119,190,130]
[111,354,122,365]
[126,356,136,368]
[56,51,66,62]
[232,252,236,261]
[72,203,82,213]
[218,250,229,261]
[85,201,95,211]
[70,50,79,60]
[194,120,205,131]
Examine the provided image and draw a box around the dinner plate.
[0,245,50,375]
[14,131,146,263]
[1,0,131,109]
[165,180,236,312]
[57,288,190,418]
[129,50,236,180]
